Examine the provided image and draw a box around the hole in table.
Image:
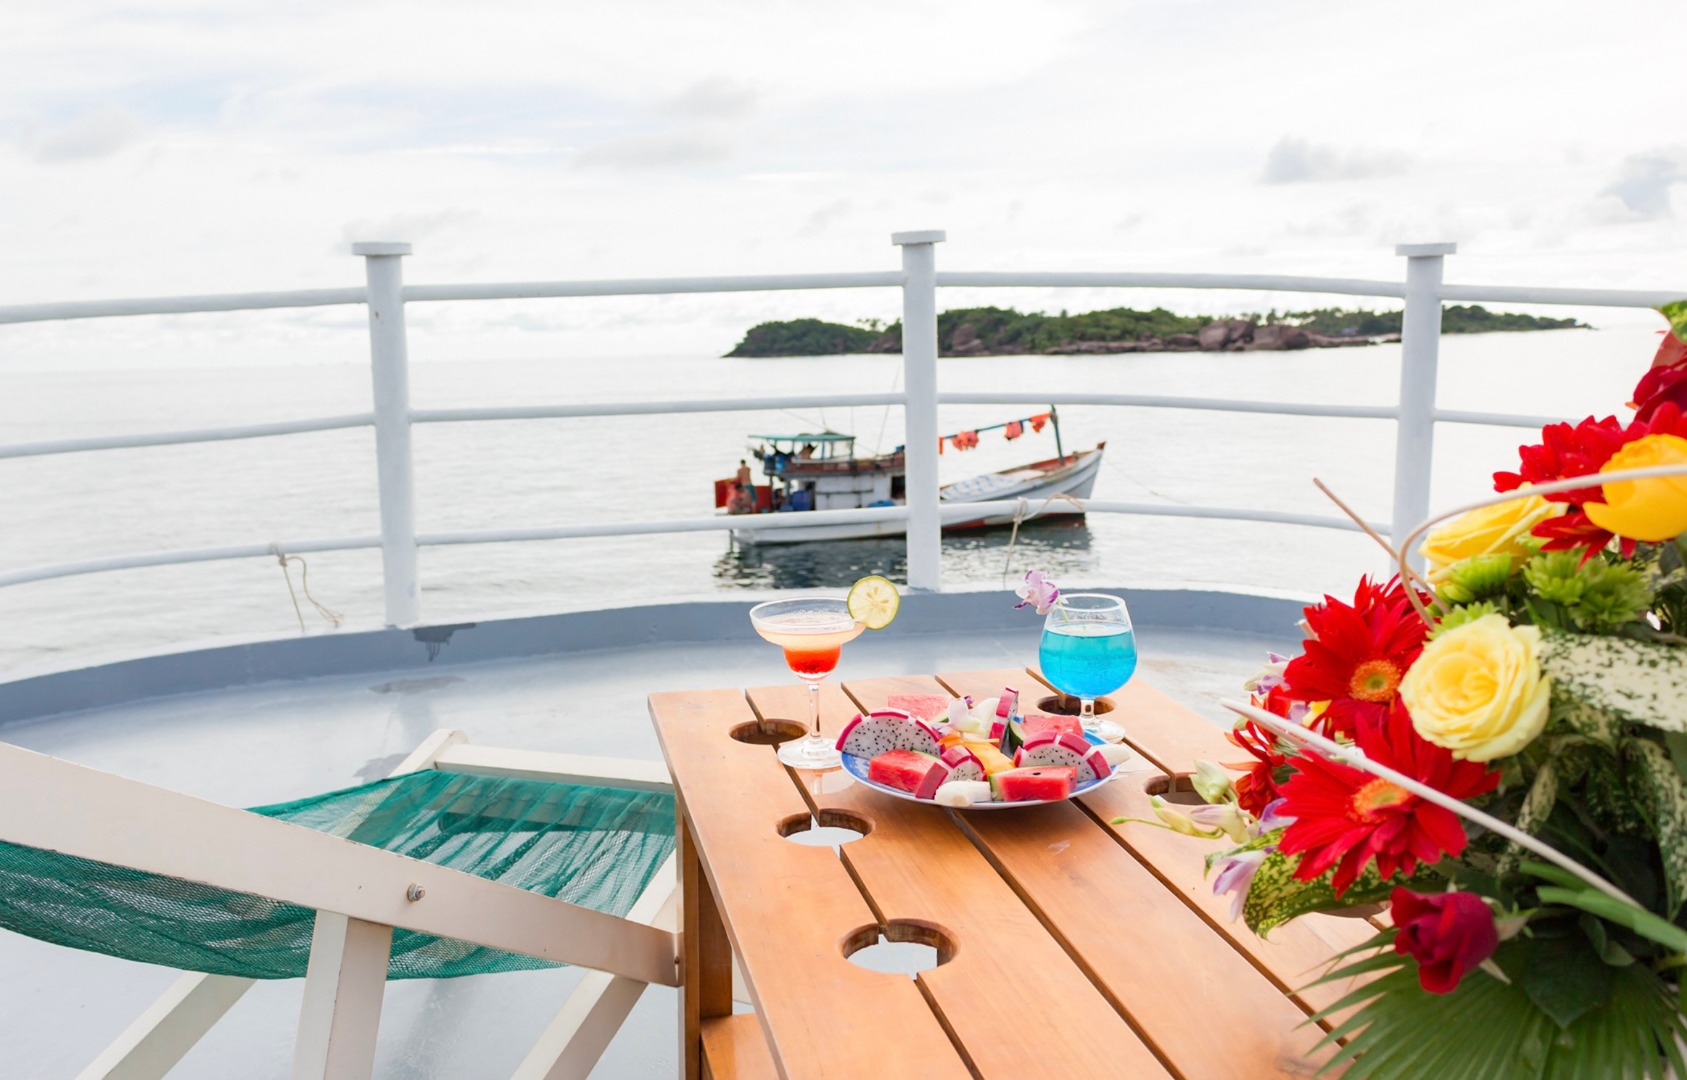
[1142,772,1205,805]
[778,809,871,847]
[1033,693,1116,717]
[842,920,955,977]
[730,718,808,745]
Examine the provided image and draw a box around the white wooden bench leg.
[75,972,256,1080]
[291,912,393,1080]
[509,853,680,1080]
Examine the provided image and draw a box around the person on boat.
[726,483,755,515]
[735,459,753,487]
[798,443,816,459]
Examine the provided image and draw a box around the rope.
[270,544,344,632]
[1001,492,1087,585]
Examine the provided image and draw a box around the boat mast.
[1050,405,1065,462]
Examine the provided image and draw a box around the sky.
[1,0,1684,364]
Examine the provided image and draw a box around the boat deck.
[0,603,1290,1078]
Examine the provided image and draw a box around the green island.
[725,304,1587,357]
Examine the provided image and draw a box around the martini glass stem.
[808,681,822,741]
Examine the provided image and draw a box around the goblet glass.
[749,596,865,769]
[1038,592,1136,743]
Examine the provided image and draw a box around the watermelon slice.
[1011,713,1084,743]
[886,693,951,722]
[869,748,950,798]
[990,765,1077,802]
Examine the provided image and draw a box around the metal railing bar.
[0,414,376,460]
[403,271,905,303]
[936,271,1409,299]
[411,393,906,425]
[1437,284,1685,309]
[938,391,1398,421]
[1433,409,1560,430]
[0,501,1369,589]
[0,288,367,326]
[0,536,382,589]
[1082,500,1375,534]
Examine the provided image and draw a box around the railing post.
[1392,241,1455,569]
[353,241,421,628]
[893,230,946,592]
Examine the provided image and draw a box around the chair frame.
[0,728,680,1080]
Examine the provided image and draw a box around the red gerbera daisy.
[1278,578,1428,740]
[1633,334,1687,423]
[1226,717,1290,817]
[1276,704,1498,896]
[1496,402,1687,560]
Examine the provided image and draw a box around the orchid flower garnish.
[1015,570,1061,615]
[1211,849,1268,921]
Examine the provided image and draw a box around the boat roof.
[749,432,854,442]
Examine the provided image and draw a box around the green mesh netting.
[0,769,675,980]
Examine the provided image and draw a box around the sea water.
[0,324,1658,674]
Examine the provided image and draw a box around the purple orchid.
[1211,849,1269,921]
[1015,570,1061,615]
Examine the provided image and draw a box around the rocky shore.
[923,318,1398,357]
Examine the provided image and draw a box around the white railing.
[1,232,1679,627]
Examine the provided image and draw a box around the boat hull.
[731,445,1104,545]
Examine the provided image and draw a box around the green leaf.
[1533,885,1687,956]
[1499,762,1559,878]
[1308,940,1687,1080]
[1660,298,1687,343]
[1240,848,1407,935]
[1518,934,1613,1029]
[1539,631,1687,732]
[1624,738,1687,918]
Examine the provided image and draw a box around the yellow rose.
[1399,614,1551,762]
[1418,494,1558,583]
[1582,434,1687,542]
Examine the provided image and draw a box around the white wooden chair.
[0,729,680,1080]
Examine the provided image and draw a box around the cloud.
[339,209,477,248]
[33,108,139,162]
[1261,136,1409,184]
[800,198,853,235]
[571,129,731,170]
[654,78,758,121]
[1596,151,1686,221]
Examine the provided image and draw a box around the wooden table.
[649,669,1374,1080]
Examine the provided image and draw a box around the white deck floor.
[0,623,1283,1078]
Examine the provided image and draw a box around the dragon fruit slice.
[940,744,986,783]
[836,708,943,758]
[1013,730,1112,784]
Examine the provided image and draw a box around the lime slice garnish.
[848,575,900,630]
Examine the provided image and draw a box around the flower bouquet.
[1139,312,1687,1078]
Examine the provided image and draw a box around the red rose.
[1390,887,1498,994]
[1633,336,1687,423]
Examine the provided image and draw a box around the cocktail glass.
[749,596,866,769]
[1038,592,1137,743]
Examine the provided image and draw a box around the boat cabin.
[731,433,905,513]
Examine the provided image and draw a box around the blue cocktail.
[1039,593,1135,742]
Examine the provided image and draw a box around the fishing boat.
[715,408,1105,545]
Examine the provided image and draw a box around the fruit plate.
[838,740,1125,810]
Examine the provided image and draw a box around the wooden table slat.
[770,676,1171,1080]
[649,688,973,1080]
[1006,670,1384,1020]
[909,672,1334,1079]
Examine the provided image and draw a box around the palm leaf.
[1305,938,1687,1078]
